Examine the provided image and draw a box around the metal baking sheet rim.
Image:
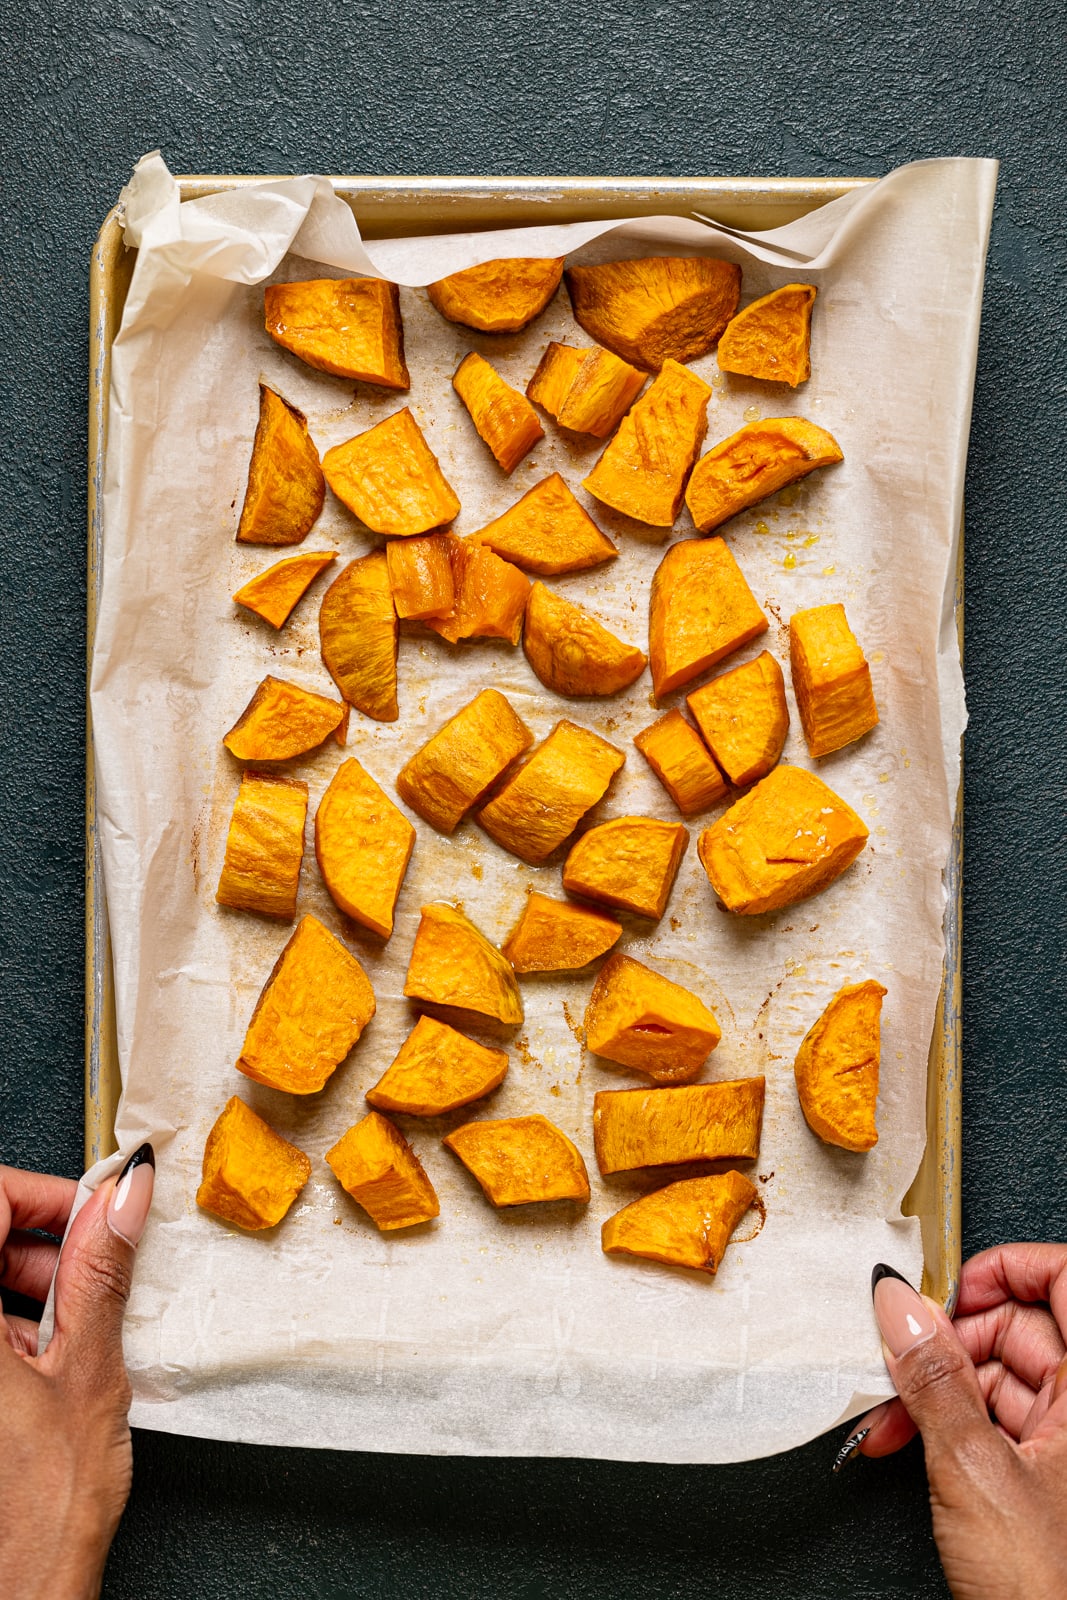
[85,173,963,1315]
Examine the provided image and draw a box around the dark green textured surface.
[1,2,1065,1595]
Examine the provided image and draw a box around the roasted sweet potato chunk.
[790,603,879,758]
[472,474,617,576]
[233,551,338,628]
[526,341,593,419]
[319,551,399,722]
[453,352,544,474]
[565,256,742,370]
[396,688,532,834]
[386,532,455,621]
[404,903,524,1027]
[322,409,460,537]
[196,1097,311,1231]
[366,1016,508,1117]
[237,915,376,1094]
[523,582,647,698]
[236,385,326,546]
[477,720,625,864]
[698,765,869,915]
[424,537,531,646]
[444,1115,590,1206]
[428,257,564,332]
[216,772,308,921]
[502,892,621,973]
[685,417,843,533]
[527,342,645,437]
[602,1170,757,1274]
[649,536,768,698]
[593,1078,765,1175]
[315,758,415,939]
[583,359,712,527]
[264,277,409,388]
[717,284,817,387]
[326,1110,439,1230]
[223,675,348,761]
[563,817,688,920]
[634,710,729,816]
[584,953,721,1084]
[686,650,789,787]
[794,980,886,1152]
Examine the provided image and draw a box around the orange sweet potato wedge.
[565,256,742,370]
[698,765,869,915]
[236,385,326,546]
[502,891,621,974]
[685,417,843,533]
[366,1015,508,1117]
[428,257,564,332]
[593,1078,765,1175]
[686,650,789,787]
[237,915,376,1094]
[583,359,712,527]
[319,551,399,722]
[477,720,625,864]
[444,1115,590,1206]
[315,758,415,939]
[264,278,409,388]
[634,709,729,816]
[717,284,817,386]
[216,772,308,921]
[584,952,721,1085]
[386,532,455,621]
[396,688,532,834]
[197,1097,311,1231]
[423,537,531,646]
[562,817,688,920]
[790,603,879,757]
[602,1170,757,1275]
[471,473,617,576]
[795,980,887,1152]
[649,536,768,698]
[326,1110,439,1230]
[404,903,524,1027]
[233,551,338,628]
[453,352,544,474]
[523,582,647,698]
[223,675,348,761]
[322,409,460,537]
[527,342,645,437]
[526,341,592,418]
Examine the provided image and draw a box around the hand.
[0,1148,154,1600]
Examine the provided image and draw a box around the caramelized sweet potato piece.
[472,473,617,576]
[502,892,621,973]
[563,817,688,920]
[424,537,531,646]
[593,1078,765,1175]
[453,352,544,474]
[366,1016,508,1117]
[565,256,742,370]
[264,277,409,388]
[315,758,415,939]
[444,1115,590,1206]
[404,903,524,1027]
[697,765,868,915]
[526,342,592,419]
[236,385,326,546]
[477,720,625,864]
[237,915,376,1094]
[717,284,817,387]
[648,536,768,698]
[634,709,729,815]
[326,1110,439,1230]
[196,1097,311,1231]
[585,953,721,1085]
[233,551,338,628]
[527,342,645,437]
[523,582,647,698]
[216,772,308,921]
[790,603,879,757]
[223,676,348,761]
[686,650,789,787]
[685,417,843,533]
[322,409,460,537]
[396,688,532,834]
[794,980,886,1152]
[386,532,455,620]
[428,257,564,332]
[583,359,712,527]
[319,552,398,722]
[602,1170,757,1274]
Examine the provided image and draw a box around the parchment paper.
[78,154,994,1461]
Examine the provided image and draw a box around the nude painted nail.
[871,1263,936,1357]
[107,1143,155,1247]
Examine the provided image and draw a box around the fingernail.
[831,1426,870,1474]
[871,1262,937,1357]
[107,1143,155,1246]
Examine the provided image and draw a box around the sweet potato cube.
[583,359,712,527]
[649,536,768,698]
[634,710,729,816]
[523,582,647,698]
[795,980,886,1152]
[584,953,721,1084]
[717,284,817,387]
[196,1097,311,1231]
[386,533,455,621]
[326,1111,439,1230]
[264,278,409,389]
[236,385,326,546]
[424,537,531,646]
[565,256,742,370]
[697,765,869,916]
[237,915,376,1094]
[472,473,617,576]
[322,409,460,537]
[315,758,415,939]
[562,817,688,920]
[527,343,645,438]
[216,772,308,921]
[404,904,524,1027]
[601,1170,757,1275]
[428,257,564,332]
[453,352,544,474]
[444,1115,590,1206]
[790,603,879,758]
[593,1078,765,1175]
[223,676,348,762]
[525,342,592,418]
[366,1016,508,1117]
[685,417,843,534]
[502,892,621,974]
[686,650,789,787]
[233,551,338,628]
[319,552,398,722]
[476,720,625,864]
[396,688,532,834]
